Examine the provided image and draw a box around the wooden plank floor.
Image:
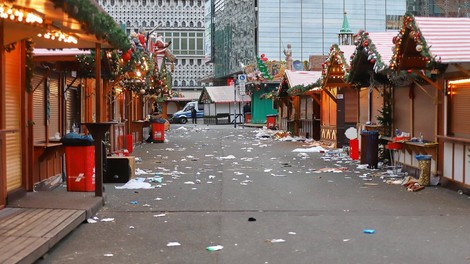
[0,208,86,264]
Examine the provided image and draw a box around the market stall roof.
[167,90,202,102]
[348,31,396,87]
[320,44,356,89]
[285,70,322,87]
[390,12,470,71]
[2,0,129,50]
[284,70,322,96]
[199,86,251,104]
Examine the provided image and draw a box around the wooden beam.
[453,63,470,78]
[95,43,102,122]
[411,69,441,91]
[322,88,337,104]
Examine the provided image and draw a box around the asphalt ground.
[37,124,470,264]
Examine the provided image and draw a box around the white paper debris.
[292,146,326,153]
[267,239,286,243]
[153,213,166,218]
[167,242,181,247]
[115,178,154,189]
[101,218,115,222]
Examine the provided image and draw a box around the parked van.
[170,101,203,124]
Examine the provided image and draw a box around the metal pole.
[234,78,237,128]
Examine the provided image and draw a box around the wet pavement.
[36,124,470,264]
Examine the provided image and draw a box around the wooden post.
[95,43,102,122]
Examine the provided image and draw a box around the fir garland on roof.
[287,79,322,96]
[389,12,436,71]
[321,44,350,85]
[52,0,130,50]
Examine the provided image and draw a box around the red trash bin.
[151,121,165,143]
[64,145,95,192]
[266,114,277,129]
[245,112,252,124]
[126,134,133,153]
[349,138,359,160]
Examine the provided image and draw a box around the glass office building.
[207,0,406,80]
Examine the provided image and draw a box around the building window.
[190,80,194,86]
[182,80,187,86]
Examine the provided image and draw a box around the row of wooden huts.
[0,0,168,208]
[254,13,470,190]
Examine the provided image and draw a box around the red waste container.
[126,134,133,153]
[349,138,359,160]
[64,145,95,192]
[245,112,252,124]
[151,122,165,143]
[266,114,277,129]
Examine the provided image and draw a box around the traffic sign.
[238,74,247,82]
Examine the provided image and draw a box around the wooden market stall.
[0,0,129,206]
[283,70,322,138]
[388,13,470,182]
[388,13,470,188]
[319,44,357,148]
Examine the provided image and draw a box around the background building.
[98,0,214,97]
[206,0,407,81]
[407,0,470,16]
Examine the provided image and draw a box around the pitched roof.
[390,13,470,70]
[414,16,470,63]
[285,70,322,87]
[200,86,251,103]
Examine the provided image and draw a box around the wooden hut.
[0,0,129,207]
[319,44,357,148]
[282,70,322,139]
[389,13,470,189]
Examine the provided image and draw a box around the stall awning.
[2,0,128,49]
[199,86,251,103]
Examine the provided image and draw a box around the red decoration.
[370,59,375,64]
[261,53,268,61]
[392,36,397,44]
[122,51,131,62]
[363,40,369,47]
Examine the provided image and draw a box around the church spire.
[338,11,353,45]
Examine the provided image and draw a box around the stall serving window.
[446,79,470,138]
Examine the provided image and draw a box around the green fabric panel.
[251,87,278,124]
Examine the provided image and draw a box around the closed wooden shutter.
[394,86,411,133]
[48,74,60,138]
[65,77,79,132]
[32,72,45,142]
[449,82,470,137]
[344,88,358,123]
[5,47,22,191]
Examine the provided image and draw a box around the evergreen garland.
[25,39,35,93]
[51,0,130,50]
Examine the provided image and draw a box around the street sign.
[238,83,246,95]
[238,74,247,82]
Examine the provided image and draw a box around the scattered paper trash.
[267,239,286,243]
[167,242,181,247]
[206,245,224,251]
[130,201,138,205]
[343,239,351,242]
[129,226,135,229]
[104,253,114,257]
[288,232,296,235]
[101,218,115,222]
[115,178,153,189]
[153,213,166,218]
[87,218,98,224]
